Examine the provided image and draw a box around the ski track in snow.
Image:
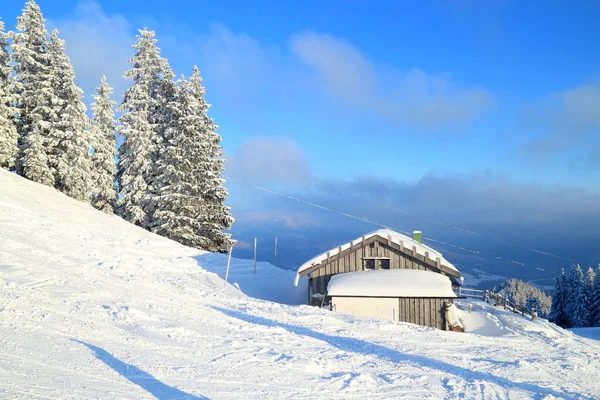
[1,169,599,400]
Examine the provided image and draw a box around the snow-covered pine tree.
[589,265,600,327]
[566,265,584,328]
[11,0,55,185]
[576,267,596,327]
[144,63,176,224]
[0,18,19,170]
[549,269,569,327]
[90,76,117,213]
[187,66,233,252]
[47,29,92,201]
[117,28,169,227]
[498,278,552,318]
[151,67,233,252]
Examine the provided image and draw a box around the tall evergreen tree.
[0,18,19,170]
[117,28,169,227]
[151,67,233,252]
[566,265,584,328]
[11,0,55,185]
[549,269,569,327]
[575,267,596,327]
[590,265,600,327]
[187,66,233,251]
[90,76,117,213]
[145,64,176,224]
[47,29,91,201]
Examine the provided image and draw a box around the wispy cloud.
[236,210,321,229]
[521,79,600,166]
[49,1,134,103]
[290,32,493,129]
[225,136,312,186]
[49,2,493,132]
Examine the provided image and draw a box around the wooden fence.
[457,287,538,319]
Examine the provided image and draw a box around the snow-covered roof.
[327,269,457,298]
[296,229,458,278]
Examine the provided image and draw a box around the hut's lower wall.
[331,296,450,330]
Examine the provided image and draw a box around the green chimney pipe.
[413,231,422,244]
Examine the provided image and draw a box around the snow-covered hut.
[294,229,462,329]
[328,269,457,329]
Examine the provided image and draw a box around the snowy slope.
[197,253,306,305]
[1,169,600,400]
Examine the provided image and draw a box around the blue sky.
[3,0,600,279]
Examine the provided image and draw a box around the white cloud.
[522,79,600,162]
[290,32,492,128]
[236,210,321,229]
[560,83,600,129]
[49,5,492,130]
[225,136,312,186]
[50,1,134,104]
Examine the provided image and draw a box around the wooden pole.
[224,242,234,289]
[253,238,257,274]
[361,235,365,270]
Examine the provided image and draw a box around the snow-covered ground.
[1,169,600,399]
[197,253,306,305]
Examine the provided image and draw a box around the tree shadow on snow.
[211,306,589,400]
[72,340,208,400]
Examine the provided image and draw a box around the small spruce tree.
[577,267,597,327]
[589,265,600,327]
[90,76,117,213]
[565,265,584,328]
[549,269,569,327]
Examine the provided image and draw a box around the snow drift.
[1,170,599,399]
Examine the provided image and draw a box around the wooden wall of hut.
[308,235,450,302]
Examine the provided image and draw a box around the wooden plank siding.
[302,235,458,279]
[399,297,447,329]
[305,235,459,302]
[331,296,450,330]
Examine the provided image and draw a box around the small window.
[365,259,375,270]
[369,242,375,249]
[380,259,390,269]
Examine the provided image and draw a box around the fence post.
[483,290,488,303]
[503,296,507,310]
[253,238,257,274]
[223,241,234,289]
